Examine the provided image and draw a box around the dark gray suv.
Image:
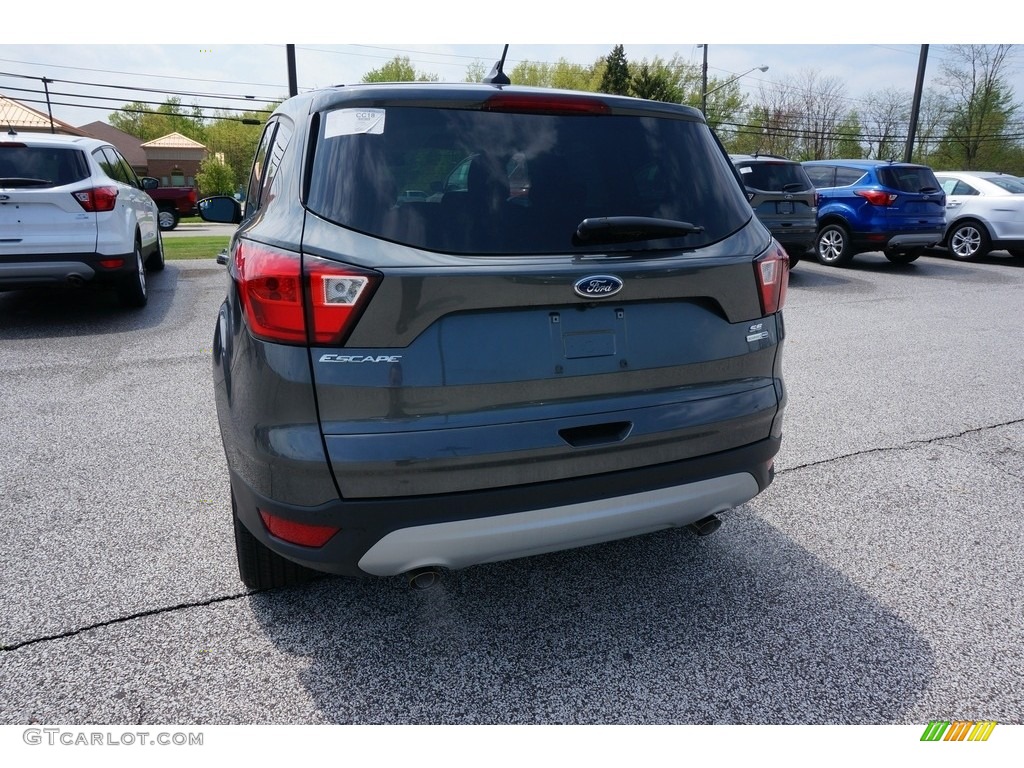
[200,83,789,590]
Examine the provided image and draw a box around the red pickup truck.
[141,178,197,231]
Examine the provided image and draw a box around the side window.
[804,165,835,188]
[111,148,141,188]
[834,166,867,187]
[954,181,979,196]
[92,148,119,181]
[244,122,278,218]
[99,148,133,185]
[257,119,293,210]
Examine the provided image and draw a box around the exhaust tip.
[66,274,86,287]
[406,567,443,591]
[688,514,722,537]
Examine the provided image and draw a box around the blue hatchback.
[802,160,946,265]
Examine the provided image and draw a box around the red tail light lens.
[72,186,118,212]
[232,241,379,345]
[754,241,789,315]
[234,241,306,343]
[855,189,897,206]
[259,509,340,548]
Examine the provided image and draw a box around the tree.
[362,56,438,83]
[109,97,206,142]
[509,58,599,90]
[630,62,682,103]
[599,45,630,95]
[203,109,270,189]
[936,44,1018,169]
[196,154,235,197]
[862,88,910,160]
[465,60,487,83]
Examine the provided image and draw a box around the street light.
[702,64,769,113]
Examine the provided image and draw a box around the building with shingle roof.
[140,131,208,187]
[0,94,87,136]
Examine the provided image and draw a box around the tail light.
[754,241,789,315]
[855,189,897,206]
[72,186,118,212]
[232,240,379,345]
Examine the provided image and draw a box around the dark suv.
[802,159,945,266]
[200,83,788,590]
[730,154,817,267]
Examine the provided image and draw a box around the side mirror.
[142,176,159,191]
[198,195,242,224]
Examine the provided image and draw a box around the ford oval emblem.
[574,275,623,299]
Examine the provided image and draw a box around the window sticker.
[739,166,752,174]
[325,109,386,138]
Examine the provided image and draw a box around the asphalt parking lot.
[0,250,1022,726]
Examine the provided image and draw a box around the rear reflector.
[98,259,125,269]
[754,241,789,315]
[72,186,118,212]
[233,240,379,345]
[259,510,340,548]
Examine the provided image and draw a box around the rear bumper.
[848,229,942,253]
[228,434,781,578]
[0,252,134,288]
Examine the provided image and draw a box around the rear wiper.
[0,177,52,188]
[574,216,705,245]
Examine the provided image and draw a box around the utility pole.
[700,44,708,116]
[42,77,55,134]
[286,45,298,98]
[904,45,929,163]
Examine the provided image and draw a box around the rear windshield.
[877,165,941,193]
[735,161,812,193]
[987,175,1024,193]
[306,105,751,254]
[0,145,89,188]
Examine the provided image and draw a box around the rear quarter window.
[306,105,751,255]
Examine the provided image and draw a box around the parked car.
[142,180,197,231]
[199,82,789,590]
[934,171,1024,260]
[730,154,817,267]
[802,159,945,266]
[0,131,162,307]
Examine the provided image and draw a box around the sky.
[1,2,1021,128]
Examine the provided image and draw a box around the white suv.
[0,131,162,307]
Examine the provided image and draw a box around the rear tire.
[157,208,179,231]
[816,224,854,266]
[116,239,148,308]
[232,492,322,590]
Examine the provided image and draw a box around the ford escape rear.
[200,83,789,590]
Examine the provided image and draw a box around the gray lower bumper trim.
[358,472,760,576]
[0,262,96,282]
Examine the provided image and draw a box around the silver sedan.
[935,170,1024,260]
